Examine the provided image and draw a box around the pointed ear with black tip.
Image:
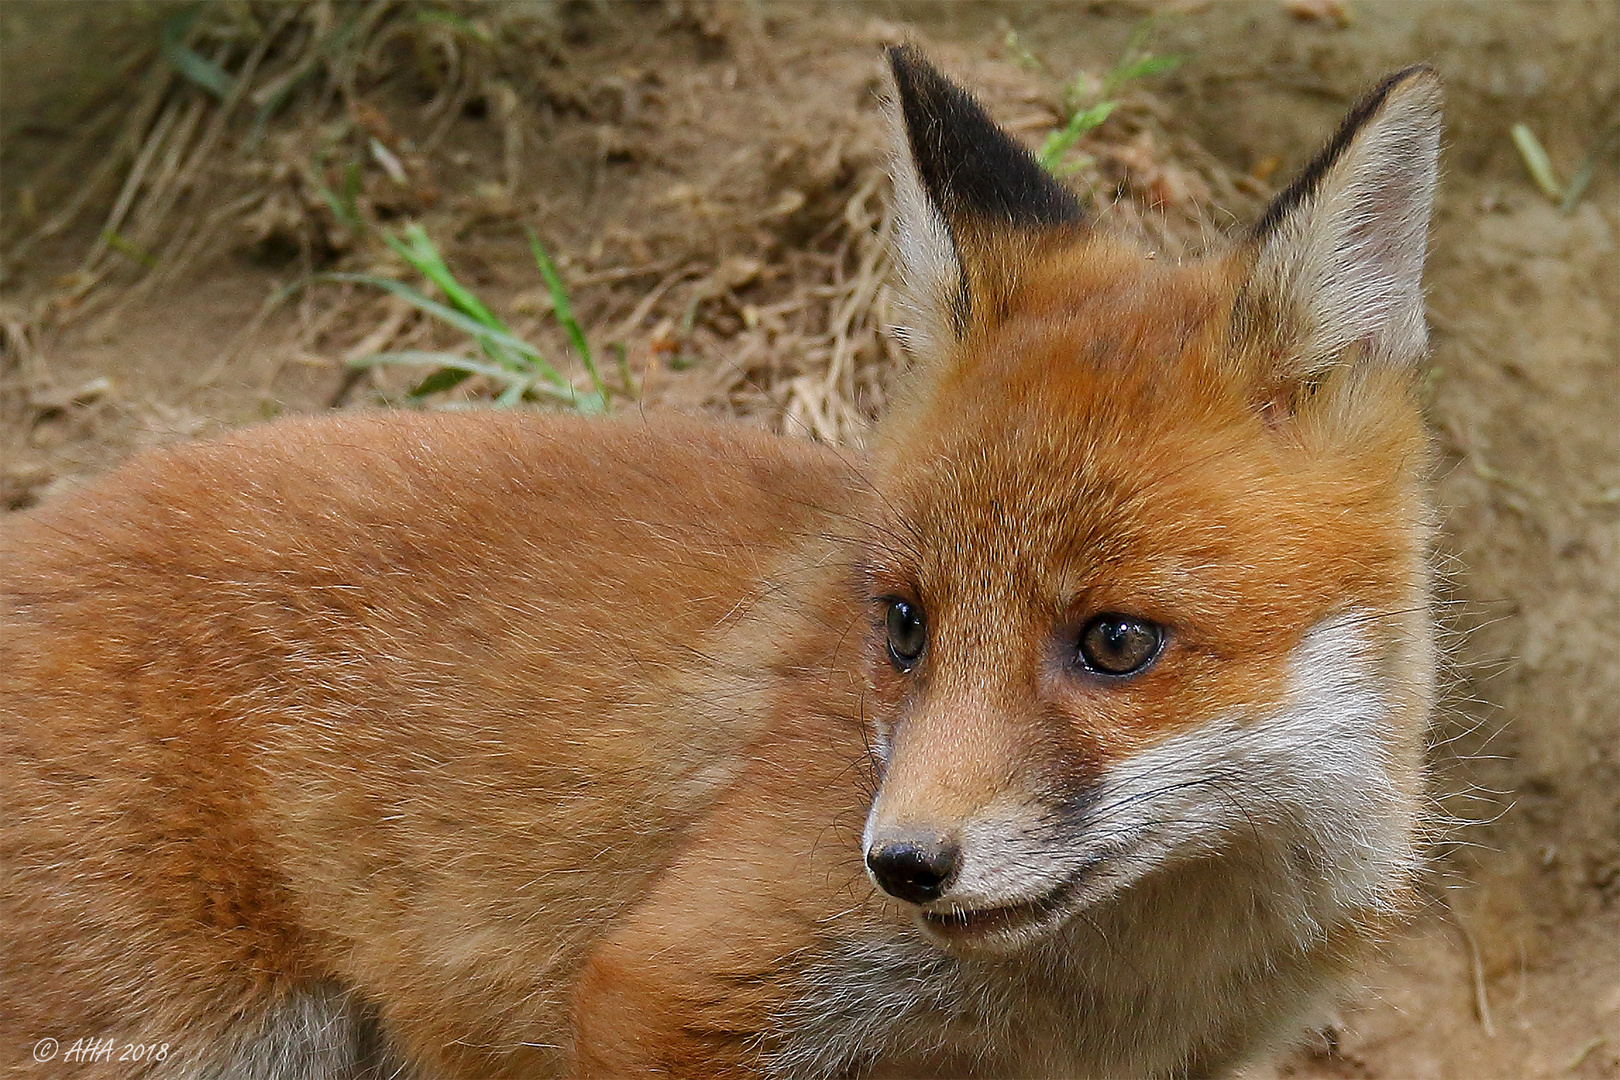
[1239,66,1443,391]
[883,45,1084,362]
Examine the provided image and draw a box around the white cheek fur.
[1072,609,1414,917]
[867,609,1415,924]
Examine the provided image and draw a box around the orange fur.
[2,413,864,1076]
[2,55,1442,1079]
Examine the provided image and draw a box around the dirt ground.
[2,2,1617,1077]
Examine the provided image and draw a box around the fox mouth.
[917,874,1082,948]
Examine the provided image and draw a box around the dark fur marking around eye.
[1252,64,1436,241]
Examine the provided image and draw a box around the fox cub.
[2,48,1442,1079]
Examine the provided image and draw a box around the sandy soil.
[3,2,1616,1077]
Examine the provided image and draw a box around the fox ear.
[883,45,1083,361]
[1241,67,1443,382]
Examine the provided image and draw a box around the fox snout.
[857,666,1087,934]
[861,788,1094,954]
[861,705,1025,903]
[865,833,959,905]
[860,726,1088,943]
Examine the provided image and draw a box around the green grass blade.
[1116,54,1181,82]
[381,225,531,373]
[410,367,475,397]
[347,350,520,381]
[348,351,593,408]
[312,167,363,230]
[1558,123,1618,214]
[313,273,567,384]
[350,351,513,402]
[1104,52,1180,97]
[1038,101,1117,171]
[382,224,504,331]
[1068,100,1118,136]
[101,230,158,269]
[1037,132,1072,172]
[526,229,609,410]
[161,5,235,100]
[1511,123,1564,201]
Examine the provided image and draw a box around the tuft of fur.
[193,984,413,1080]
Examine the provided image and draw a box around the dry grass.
[5,1,1255,451]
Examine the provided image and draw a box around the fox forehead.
[861,241,1426,741]
[983,236,1243,363]
[871,245,1251,600]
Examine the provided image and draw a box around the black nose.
[866,838,958,905]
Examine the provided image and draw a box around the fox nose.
[866,837,958,905]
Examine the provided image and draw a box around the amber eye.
[1077,614,1163,677]
[884,599,927,671]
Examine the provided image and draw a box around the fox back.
[1,49,1443,1079]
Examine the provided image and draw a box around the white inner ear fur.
[1254,75,1443,372]
[882,92,960,364]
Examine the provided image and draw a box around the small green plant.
[1510,120,1619,214]
[309,178,614,412]
[322,224,611,412]
[1510,123,1565,202]
[1016,21,1182,176]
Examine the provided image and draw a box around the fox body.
[1,50,1442,1079]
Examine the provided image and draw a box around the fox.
[0,47,1443,1079]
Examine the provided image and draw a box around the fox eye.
[1077,614,1163,677]
[884,599,927,671]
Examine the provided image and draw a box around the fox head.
[858,47,1442,954]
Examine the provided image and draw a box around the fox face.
[858,48,1440,956]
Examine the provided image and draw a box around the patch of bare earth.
[3,3,1616,1076]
